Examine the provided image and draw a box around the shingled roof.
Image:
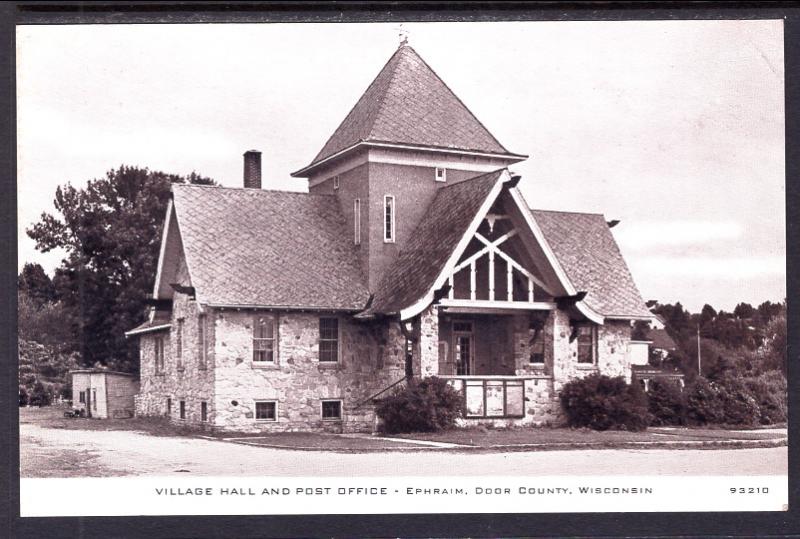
[171,184,369,310]
[364,169,505,316]
[295,44,523,175]
[531,209,652,319]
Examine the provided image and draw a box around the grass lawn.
[20,404,208,438]
[390,425,787,447]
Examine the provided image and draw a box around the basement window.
[255,401,277,421]
[435,167,447,182]
[383,195,395,243]
[321,400,342,420]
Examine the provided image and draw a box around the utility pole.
[697,324,702,377]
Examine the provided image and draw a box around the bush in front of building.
[686,376,767,427]
[743,371,787,425]
[647,380,687,426]
[559,374,651,431]
[376,376,464,434]
[685,377,727,425]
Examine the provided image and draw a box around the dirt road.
[21,423,788,478]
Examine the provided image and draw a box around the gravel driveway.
[21,423,788,478]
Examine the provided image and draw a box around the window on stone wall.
[79,391,85,404]
[577,325,597,364]
[319,317,339,362]
[166,397,171,417]
[201,401,208,422]
[255,401,277,421]
[179,400,186,420]
[176,318,184,370]
[198,314,207,369]
[253,315,277,363]
[529,327,545,365]
[154,335,165,373]
[321,400,342,420]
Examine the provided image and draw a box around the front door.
[453,321,474,375]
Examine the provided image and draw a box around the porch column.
[418,304,440,378]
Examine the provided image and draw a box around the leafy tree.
[27,166,214,373]
[18,262,56,305]
[733,302,755,320]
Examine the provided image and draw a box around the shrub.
[647,380,687,426]
[559,374,651,431]
[19,387,28,407]
[375,377,464,434]
[27,381,52,407]
[685,377,726,425]
[717,376,760,426]
[744,371,787,425]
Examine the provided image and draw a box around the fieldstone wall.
[597,320,634,382]
[212,311,405,433]
[134,255,214,427]
[417,305,440,378]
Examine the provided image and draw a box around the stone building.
[126,43,654,432]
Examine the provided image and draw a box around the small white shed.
[70,370,139,419]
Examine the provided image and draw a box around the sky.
[16,20,785,313]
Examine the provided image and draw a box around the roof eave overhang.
[291,141,528,178]
[207,303,366,313]
[124,324,171,337]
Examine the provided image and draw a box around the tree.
[18,262,56,305]
[733,302,755,320]
[27,166,214,373]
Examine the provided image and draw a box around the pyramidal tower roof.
[293,44,526,176]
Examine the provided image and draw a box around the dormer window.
[435,167,447,182]
[384,195,395,243]
[333,175,340,190]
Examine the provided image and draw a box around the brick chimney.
[243,150,262,189]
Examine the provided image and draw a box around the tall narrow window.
[577,325,597,364]
[529,327,545,365]
[166,397,171,417]
[253,315,277,363]
[175,318,184,369]
[155,336,165,373]
[319,317,339,362]
[353,198,361,245]
[384,195,395,243]
[179,400,186,420]
[435,167,447,182]
[200,401,208,422]
[333,175,340,190]
[198,314,207,369]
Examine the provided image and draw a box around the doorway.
[453,321,474,375]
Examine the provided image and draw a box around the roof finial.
[397,23,409,47]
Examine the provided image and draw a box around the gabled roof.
[531,209,653,319]
[294,44,525,176]
[168,184,370,310]
[648,328,678,350]
[363,169,506,316]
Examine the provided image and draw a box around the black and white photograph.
[14,16,788,517]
